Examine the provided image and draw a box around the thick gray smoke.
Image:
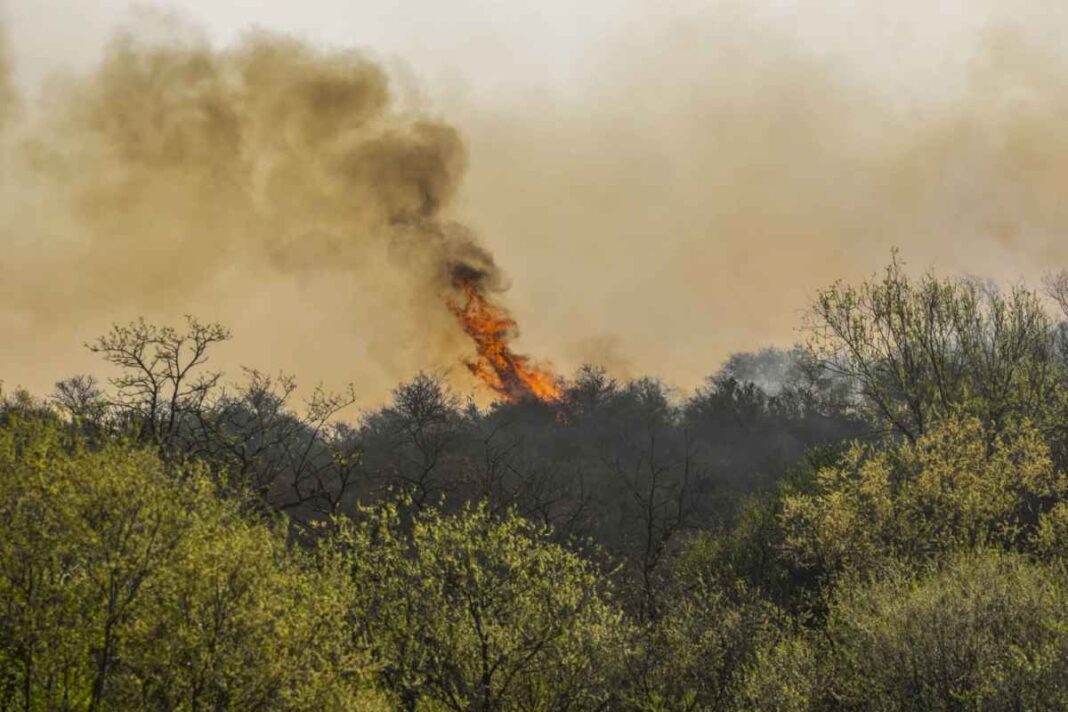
[0,21,505,397]
[0,20,512,384]
[5,5,1068,405]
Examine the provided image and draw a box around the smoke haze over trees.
[7,2,1068,708]
[7,4,1068,403]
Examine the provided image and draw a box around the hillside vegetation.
[5,259,1068,710]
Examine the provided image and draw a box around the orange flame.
[447,277,562,403]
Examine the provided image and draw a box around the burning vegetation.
[447,276,561,403]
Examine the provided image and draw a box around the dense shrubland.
[5,258,1068,710]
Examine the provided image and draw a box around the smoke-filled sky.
[4,0,1068,406]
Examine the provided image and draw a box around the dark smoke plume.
[8,6,1068,404]
[0,21,507,394]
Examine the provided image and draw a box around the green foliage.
[781,416,1066,577]
[680,445,853,615]
[820,551,1068,710]
[739,637,818,712]
[807,256,1065,442]
[8,256,1068,711]
[0,415,387,711]
[326,499,626,711]
[743,552,1068,711]
[621,552,787,712]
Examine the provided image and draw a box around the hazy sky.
[2,1,1003,100]
[4,1,1068,406]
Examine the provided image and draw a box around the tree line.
[4,256,1068,709]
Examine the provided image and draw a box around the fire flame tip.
[447,277,562,404]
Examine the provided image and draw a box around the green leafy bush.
[0,415,387,711]
[326,499,627,711]
[822,551,1068,710]
[781,416,1065,577]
